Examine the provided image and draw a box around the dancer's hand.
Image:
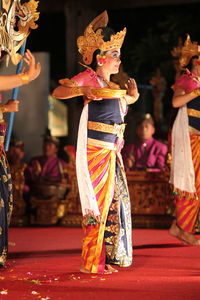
[82,87,102,105]
[126,154,135,169]
[4,100,19,112]
[23,49,41,81]
[125,78,139,100]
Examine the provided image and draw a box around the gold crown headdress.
[77,10,126,65]
[0,0,39,65]
[179,34,200,67]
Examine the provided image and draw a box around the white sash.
[76,105,100,216]
[169,105,196,193]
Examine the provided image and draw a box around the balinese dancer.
[53,11,139,274]
[0,0,41,267]
[169,34,200,245]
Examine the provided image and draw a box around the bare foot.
[80,265,91,274]
[169,220,200,246]
[169,220,188,244]
[102,269,113,274]
[80,265,112,275]
[105,264,118,273]
[181,230,200,246]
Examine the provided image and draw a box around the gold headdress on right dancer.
[77,10,127,65]
[178,34,200,67]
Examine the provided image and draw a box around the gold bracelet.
[126,94,139,105]
[191,89,200,97]
[18,73,30,85]
[0,104,7,113]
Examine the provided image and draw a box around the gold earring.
[97,55,106,66]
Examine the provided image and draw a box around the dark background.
[28,1,200,83]
[26,0,200,143]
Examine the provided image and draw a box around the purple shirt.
[25,155,67,185]
[122,138,168,171]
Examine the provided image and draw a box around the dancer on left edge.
[0,0,41,267]
[0,50,41,267]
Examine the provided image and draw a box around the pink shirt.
[72,69,101,88]
[174,71,200,93]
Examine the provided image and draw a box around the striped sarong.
[175,134,200,233]
[81,144,116,273]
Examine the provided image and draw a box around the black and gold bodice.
[88,98,123,144]
[187,95,200,133]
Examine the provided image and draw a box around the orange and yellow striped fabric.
[175,134,200,233]
[81,144,116,273]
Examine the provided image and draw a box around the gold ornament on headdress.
[77,10,126,65]
[16,0,39,34]
[2,0,12,11]
[179,34,200,67]
[0,0,39,65]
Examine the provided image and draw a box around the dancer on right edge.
[169,34,200,245]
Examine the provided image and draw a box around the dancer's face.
[102,48,121,75]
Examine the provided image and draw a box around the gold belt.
[189,125,200,135]
[187,108,200,118]
[88,121,126,139]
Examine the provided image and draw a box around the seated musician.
[25,135,68,195]
[7,139,28,224]
[7,139,26,165]
[122,114,168,172]
[7,139,27,191]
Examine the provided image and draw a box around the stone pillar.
[64,1,96,77]
[0,52,50,161]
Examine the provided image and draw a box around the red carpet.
[0,227,199,300]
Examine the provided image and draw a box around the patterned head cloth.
[43,135,60,147]
[10,139,24,150]
[136,113,155,127]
